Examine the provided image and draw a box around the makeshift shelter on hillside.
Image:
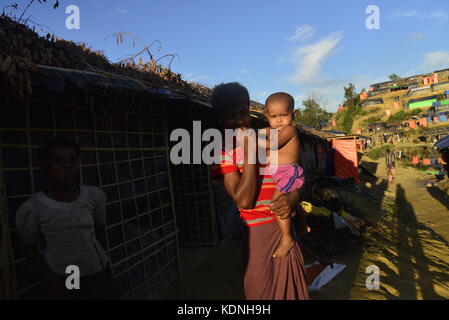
[360,98,384,107]
[366,122,386,133]
[407,96,438,109]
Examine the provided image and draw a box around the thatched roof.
[0,16,211,101]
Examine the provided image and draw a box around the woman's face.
[217,105,251,129]
[43,146,80,185]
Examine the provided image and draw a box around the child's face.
[217,105,251,129]
[265,101,293,129]
[43,146,80,185]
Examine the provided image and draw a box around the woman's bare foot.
[273,235,296,258]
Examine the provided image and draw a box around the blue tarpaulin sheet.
[435,135,449,149]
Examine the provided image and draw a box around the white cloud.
[421,51,449,70]
[390,9,448,22]
[288,31,343,85]
[292,74,380,112]
[390,9,418,19]
[405,51,449,76]
[115,7,128,14]
[424,10,449,22]
[287,25,314,42]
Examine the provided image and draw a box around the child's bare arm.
[266,126,297,150]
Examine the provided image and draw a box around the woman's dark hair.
[210,82,250,113]
[38,136,80,165]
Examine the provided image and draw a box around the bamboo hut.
[0,16,218,300]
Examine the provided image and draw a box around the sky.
[5,0,449,112]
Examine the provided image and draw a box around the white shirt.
[16,185,109,276]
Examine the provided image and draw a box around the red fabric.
[243,221,309,300]
[332,139,360,183]
[305,263,325,286]
[212,146,276,227]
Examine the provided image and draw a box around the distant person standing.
[385,149,396,183]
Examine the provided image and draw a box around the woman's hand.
[236,128,257,164]
[270,190,300,219]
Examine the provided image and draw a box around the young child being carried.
[263,92,306,258]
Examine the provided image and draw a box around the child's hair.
[38,136,80,166]
[210,82,250,113]
[264,92,295,112]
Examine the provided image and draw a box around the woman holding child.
[211,82,309,300]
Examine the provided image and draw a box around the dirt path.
[312,159,449,300]
[163,160,449,300]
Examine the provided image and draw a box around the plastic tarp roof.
[435,135,449,149]
[332,139,360,183]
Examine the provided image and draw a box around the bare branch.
[18,0,36,23]
[155,54,180,69]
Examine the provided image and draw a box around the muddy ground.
[163,157,449,300]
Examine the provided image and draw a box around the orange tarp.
[409,120,417,129]
[332,139,360,183]
[419,117,428,127]
[423,158,431,165]
[412,156,420,165]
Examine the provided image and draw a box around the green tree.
[295,94,332,128]
[389,74,401,81]
[335,83,365,133]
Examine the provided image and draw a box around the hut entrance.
[166,99,220,246]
